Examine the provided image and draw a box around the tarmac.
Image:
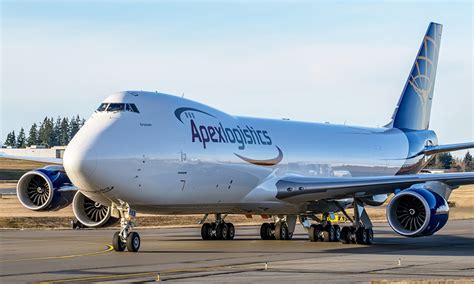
[0,220,473,283]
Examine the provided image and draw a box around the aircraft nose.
[63,139,98,187]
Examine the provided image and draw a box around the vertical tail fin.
[391,22,442,130]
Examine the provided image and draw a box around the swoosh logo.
[234,146,283,166]
[175,107,216,123]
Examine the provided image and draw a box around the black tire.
[275,222,289,240]
[340,227,351,244]
[322,224,334,242]
[201,223,212,240]
[308,224,320,242]
[333,225,341,242]
[216,223,228,240]
[226,223,235,240]
[113,231,125,252]
[355,227,367,244]
[270,223,276,240]
[365,228,374,245]
[260,223,272,240]
[126,232,140,252]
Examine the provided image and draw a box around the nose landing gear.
[112,202,140,252]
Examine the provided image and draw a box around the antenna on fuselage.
[182,93,185,98]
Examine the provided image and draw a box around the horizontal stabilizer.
[422,142,474,156]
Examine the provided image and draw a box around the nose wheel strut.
[112,202,140,252]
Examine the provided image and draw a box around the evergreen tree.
[69,115,81,140]
[27,123,38,146]
[16,128,26,148]
[38,117,54,147]
[52,117,61,147]
[4,132,12,146]
[425,154,439,168]
[59,117,70,145]
[5,131,16,147]
[464,151,473,172]
[5,115,84,148]
[438,152,454,169]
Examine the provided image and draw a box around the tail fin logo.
[408,26,441,103]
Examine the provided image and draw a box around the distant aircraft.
[2,22,473,252]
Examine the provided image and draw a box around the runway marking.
[0,245,113,264]
[40,261,268,283]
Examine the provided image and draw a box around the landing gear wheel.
[309,224,321,242]
[365,228,374,244]
[216,223,229,240]
[323,224,335,242]
[201,223,213,240]
[340,227,351,244]
[270,223,276,240]
[210,222,218,240]
[332,225,341,242]
[126,232,140,252]
[275,222,289,240]
[112,231,125,252]
[356,227,368,244]
[226,223,235,240]
[260,223,273,240]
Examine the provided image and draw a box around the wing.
[276,172,474,203]
[0,152,63,164]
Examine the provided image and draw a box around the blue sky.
[1,1,472,155]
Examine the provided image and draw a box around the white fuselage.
[63,91,436,215]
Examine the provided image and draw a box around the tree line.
[4,116,85,148]
[427,151,473,172]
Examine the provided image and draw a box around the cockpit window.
[129,104,140,113]
[97,103,108,112]
[96,103,140,113]
[107,103,125,112]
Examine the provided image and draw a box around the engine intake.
[16,167,74,211]
[72,191,118,227]
[387,187,449,237]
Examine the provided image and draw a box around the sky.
[1,1,473,156]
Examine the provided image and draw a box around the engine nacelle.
[359,194,389,206]
[16,166,75,211]
[387,187,449,237]
[72,191,118,228]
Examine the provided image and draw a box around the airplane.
[2,22,473,252]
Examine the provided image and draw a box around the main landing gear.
[201,214,235,240]
[307,199,374,245]
[308,221,341,242]
[260,215,296,240]
[339,199,374,245]
[112,202,141,252]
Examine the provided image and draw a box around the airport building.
[1,146,66,159]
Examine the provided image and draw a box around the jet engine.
[72,191,118,227]
[16,166,75,211]
[387,187,449,237]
